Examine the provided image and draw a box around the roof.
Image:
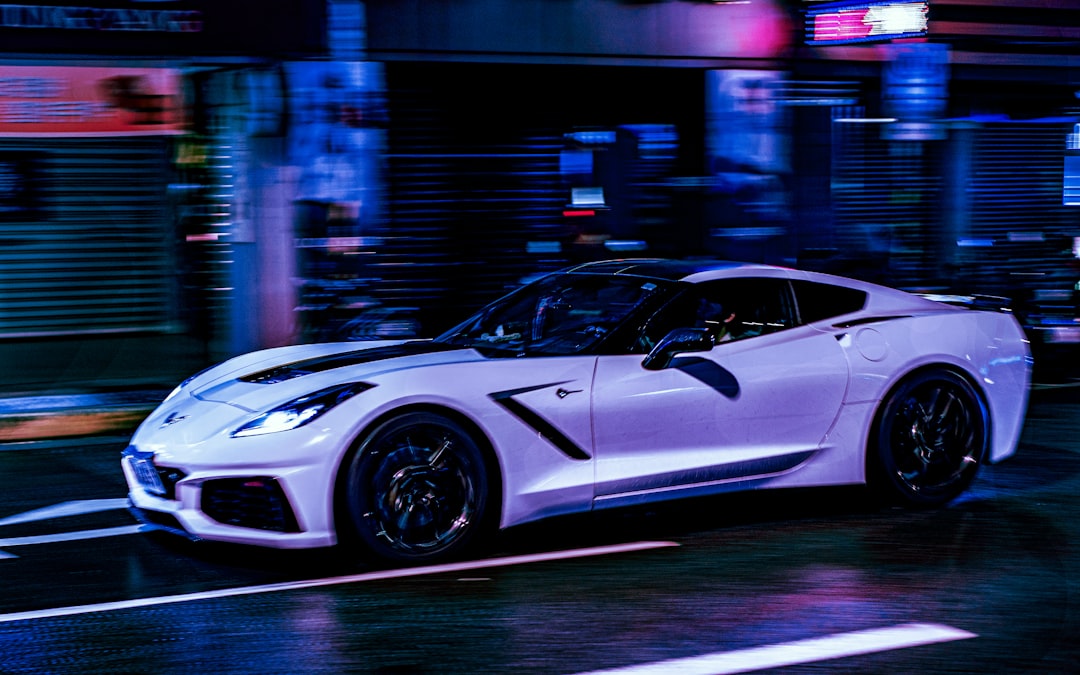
[561,258,756,281]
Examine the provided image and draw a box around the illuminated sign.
[806,0,928,44]
[1065,124,1080,206]
[0,2,325,58]
[881,42,947,141]
[0,66,184,137]
[0,4,201,32]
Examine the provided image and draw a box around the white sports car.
[123,259,1031,565]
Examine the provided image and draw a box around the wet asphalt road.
[0,384,1077,674]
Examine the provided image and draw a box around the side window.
[791,280,868,324]
[633,290,701,353]
[704,278,794,342]
[633,277,795,352]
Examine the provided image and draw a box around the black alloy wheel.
[344,412,491,565]
[871,369,989,507]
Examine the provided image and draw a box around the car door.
[591,276,849,506]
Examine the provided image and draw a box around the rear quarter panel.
[828,309,1030,463]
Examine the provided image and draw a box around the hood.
[189,340,481,410]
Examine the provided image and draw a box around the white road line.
[0,540,679,624]
[0,525,145,548]
[0,498,130,527]
[574,622,977,675]
[0,498,136,559]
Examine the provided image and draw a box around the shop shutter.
[0,138,174,337]
[376,63,568,332]
[830,106,942,287]
[379,142,565,316]
[962,121,1079,303]
[378,63,696,332]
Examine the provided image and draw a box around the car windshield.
[436,273,669,356]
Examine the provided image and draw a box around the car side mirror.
[642,327,713,370]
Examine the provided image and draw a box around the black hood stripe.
[240,342,466,384]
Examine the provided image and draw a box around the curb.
[0,409,153,442]
[0,392,165,443]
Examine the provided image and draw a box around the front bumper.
[121,445,337,549]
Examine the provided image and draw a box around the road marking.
[0,498,133,559]
[574,622,977,675]
[0,525,145,549]
[0,540,679,624]
[0,498,129,527]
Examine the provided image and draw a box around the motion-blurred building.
[2,0,1078,393]
[795,0,1080,350]
[0,1,327,392]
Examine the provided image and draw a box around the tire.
[343,411,491,565]
[869,369,989,507]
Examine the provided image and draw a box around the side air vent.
[201,477,302,533]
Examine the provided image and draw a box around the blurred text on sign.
[0,65,184,137]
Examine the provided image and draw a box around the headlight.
[231,382,374,438]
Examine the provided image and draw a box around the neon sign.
[806,0,928,44]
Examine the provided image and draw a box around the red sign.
[0,66,184,137]
[807,1,928,44]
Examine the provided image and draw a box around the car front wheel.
[343,411,491,565]
[870,370,989,507]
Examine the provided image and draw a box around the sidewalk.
[0,390,168,444]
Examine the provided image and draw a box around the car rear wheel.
[343,411,491,565]
[870,370,988,507]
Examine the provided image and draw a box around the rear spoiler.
[917,293,1015,313]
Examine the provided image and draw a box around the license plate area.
[124,447,166,496]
